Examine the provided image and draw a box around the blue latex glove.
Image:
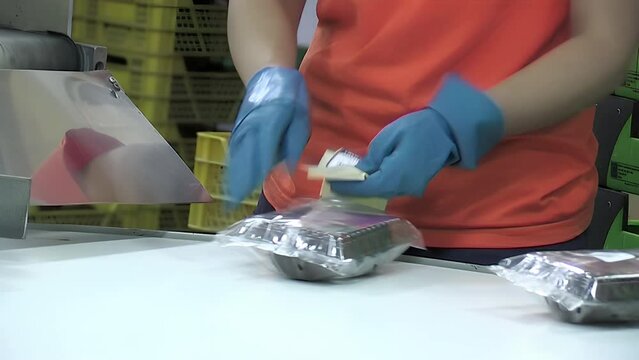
[330,75,504,198]
[226,67,310,203]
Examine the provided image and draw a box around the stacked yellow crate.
[52,0,245,231]
[72,0,243,143]
[188,132,257,232]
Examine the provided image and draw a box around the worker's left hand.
[330,75,504,198]
[329,109,458,197]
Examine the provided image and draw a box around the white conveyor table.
[1,225,637,360]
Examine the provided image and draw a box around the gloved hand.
[226,67,310,204]
[330,75,504,198]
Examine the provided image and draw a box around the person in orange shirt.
[225,1,639,264]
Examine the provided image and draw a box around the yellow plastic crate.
[109,53,190,75]
[192,132,229,199]
[194,162,225,199]
[106,51,232,75]
[30,204,192,231]
[171,71,244,100]
[129,94,239,129]
[191,132,261,203]
[101,204,162,229]
[109,204,190,230]
[110,63,244,100]
[151,121,182,143]
[110,66,175,99]
[170,138,197,169]
[78,0,216,7]
[189,200,255,233]
[73,18,229,57]
[194,131,229,162]
[113,97,181,142]
[158,204,191,230]
[188,132,263,232]
[74,0,227,32]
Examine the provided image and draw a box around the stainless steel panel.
[0,69,211,205]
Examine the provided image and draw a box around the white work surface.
[1,228,637,360]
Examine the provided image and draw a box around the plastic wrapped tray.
[216,199,422,281]
[491,250,639,323]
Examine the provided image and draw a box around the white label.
[326,150,361,167]
[589,251,636,263]
[307,166,367,181]
[307,149,367,181]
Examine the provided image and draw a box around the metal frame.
[18,223,492,273]
[27,223,217,242]
[398,255,493,274]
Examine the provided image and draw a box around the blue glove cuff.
[429,74,504,169]
[234,67,307,132]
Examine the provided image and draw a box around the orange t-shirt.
[263,0,598,249]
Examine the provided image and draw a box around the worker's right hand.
[225,67,310,204]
